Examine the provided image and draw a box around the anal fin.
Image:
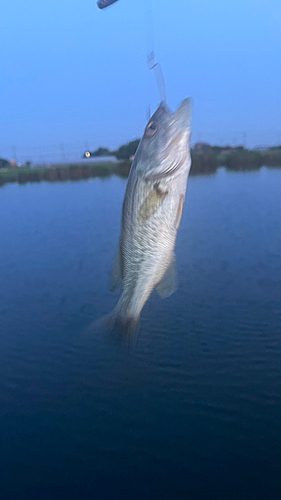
[156,257,178,299]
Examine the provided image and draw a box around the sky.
[1,0,281,163]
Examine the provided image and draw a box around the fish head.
[134,98,192,180]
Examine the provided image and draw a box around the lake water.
[0,168,280,500]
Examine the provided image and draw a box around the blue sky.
[1,0,281,162]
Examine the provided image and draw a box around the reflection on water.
[0,168,280,499]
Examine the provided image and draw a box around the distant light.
[85,151,91,158]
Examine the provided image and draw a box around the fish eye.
[145,121,158,137]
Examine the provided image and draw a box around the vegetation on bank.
[0,161,131,187]
[84,141,281,172]
[191,144,281,175]
[1,144,281,187]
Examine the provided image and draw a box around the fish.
[107,98,192,333]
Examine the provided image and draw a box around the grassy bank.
[1,147,281,187]
[0,161,131,187]
[190,145,281,175]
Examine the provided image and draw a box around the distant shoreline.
[0,161,130,187]
[0,151,281,187]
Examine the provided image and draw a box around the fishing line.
[147,51,167,103]
[145,0,167,104]
[96,1,166,107]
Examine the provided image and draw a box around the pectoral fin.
[109,246,122,291]
[138,184,167,221]
[156,257,178,299]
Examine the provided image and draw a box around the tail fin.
[87,306,140,338]
[104,307,140,336]
[114,314,140,335]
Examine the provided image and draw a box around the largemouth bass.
[109,98,192,332]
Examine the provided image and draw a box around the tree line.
[84,140,140,160]
[84,141,281,173]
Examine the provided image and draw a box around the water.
[0,168,280,500]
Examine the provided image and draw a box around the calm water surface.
[0,168,280,499]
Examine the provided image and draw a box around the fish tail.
[107,293,141,334]
[88,302,140,337]
[115,314,140,335]
[106,305,140,335]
